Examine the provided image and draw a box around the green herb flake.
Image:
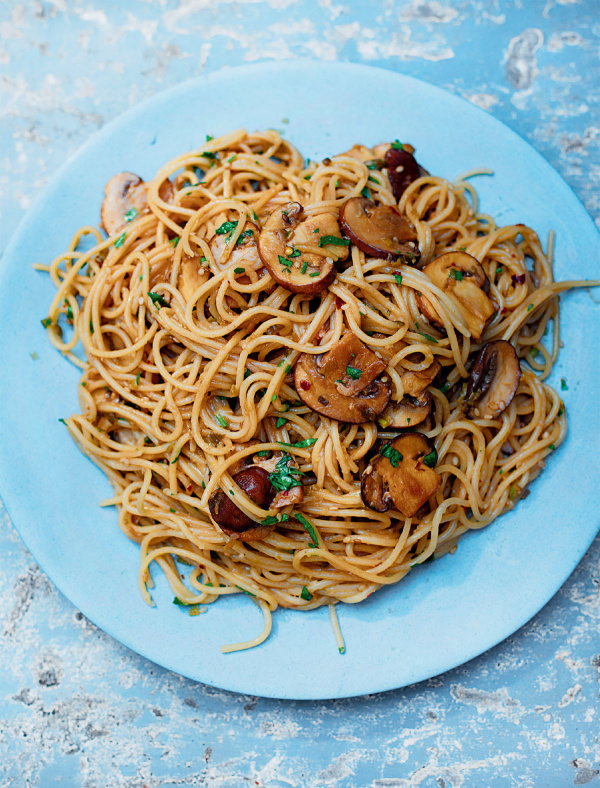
[173,597,190,606]
[318,235,350,248]
[124,207,138,223]
[496,266,503,275]
[300,586,313,601]
[414,322,438,343]
[313,227,319,233]
[135,371,141,385]
[58,418,66,425]
[114,232,126,248]
[206,134,213,142]
[171,448,182,464]
[394,273,403,286]
[256,450,270,457]
[227,154,237,163]
[360,186,370,199]
[269,453,305,492]
[169,236,180,247]
[200,256,208,265]
[234,267,245,274]
[216,414,229,428]
[169,507,176,513]
[292,438,317,448]
[89,320,94,335]
[560,378,568,391]
[549,443,556,451]
[527,304,533,312]
[148,291,170,309]
[236,585,256,597]
[276,417,287,428]
[449,269,463,281]
[558,408,563,416]
[530,347,539,358]
[216,220,238,237]
[30,352,39,360]
[439,382,450,393]
[391,140,404,150]
[309,271,320,277]
[288,247,301,258]
[509,484,517,500]
[295,512,319,548]
[346,365,362,380]
[423,450,437,468]
[252,211,259,222]
[380,443,403,467]
[41,317,52,328]
[368,175,379,184]
[261,515,279,525]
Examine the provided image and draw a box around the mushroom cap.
[361,432,441,517]
[384,147,422,200]
[400,358,441,397]
[379,391,432,429]
[339,197,420,263]
[100,172,173,237]
[465,340,521,420]
[177,255,210,301]
[294,333,391,424]
[209,221,261,269]
[418,251,495,340]
[257,202,347,294]
[208,466,275,541]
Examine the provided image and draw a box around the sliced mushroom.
[294,333,390,423]
[400,358,441,397]
[417,251,495,340]
[272,485,304,509]
[361,432,441,517]
[465,340,521,419]
[384,146,422,201]
[339,197,420,263]
[257,203,348,294]
[340,144,376,162]
[208,466,275,541]
[100,172,173,236]
[208,221,261,269]
[378,391,432,428]
[178,255,210,301]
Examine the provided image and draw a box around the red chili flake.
[335,296,343,309]
[300,380,311,390]
[512,273,526,286]
[187,484,193,492]
[500,307,509,314]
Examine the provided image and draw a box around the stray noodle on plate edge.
[37,129,598,653]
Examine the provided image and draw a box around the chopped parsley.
[439,381,450,394]
[89,320,94,334]
[114,232,126,248]
[380,443,403,467]
[291,438,317,448]
[252,211,259,222]
[414,322,438,343]
[269,453,304,492]
[549,443,556,451]
[173,597,190,606]
[227,154,237,163]
[234,267,245,274]
[235,585,256,597]
[423,450,437,468]
[216,414,229,428]
[288,247,301,258]
[262,515,279,525]
[318,235,350,248]
[449,269,463,281]
[368,175,379,184]
[200,256,208,265]
[346,365,362,380]
[509,484,517,500]
[276,417,287,428]
[215,220,238,237]
[560,378,568,391]
[391,140,404,150]
[169,236,180,247]
[236,229,254,245]
[135,371,141,385]
[295,512,319,548]
[148,292,170,309]
[394,273,403,286]
[360,186,370,199]
[171,447,182,464]
[308,272,320,277]
[300,586,313,601]
[124,207,138,222]
[41,317,52,328]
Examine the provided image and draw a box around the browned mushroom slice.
[379,391,432,428]
[384,146,422,201]
[361,432,441,517]
[294,333,390,423]
[257,203,345,294]
[209,221,261,269]
[340,144,376,162]
[417,251,495,340]
[400,358,441,397]
[339,197,420,263]
[100,172,173,236]
[178,255,210,301]
[208,466,275,541]
[465,340,521,420]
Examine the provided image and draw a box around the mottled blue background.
[1,1,599,786]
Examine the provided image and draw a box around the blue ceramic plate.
[0,62,598,700]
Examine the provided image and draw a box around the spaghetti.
[38,129,596,651]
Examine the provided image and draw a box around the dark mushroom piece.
[417,251,495,340]
[384,146,422,201]
[101,172,174,236]
[294,332,391,423]
[361,432,441,517]
[465,340,521,420]
[339,197,420,264]
[208,466,275,541]
[379,391,432,429]
[178,256,210,301]
[400,358,441,397]
[209,221,261,269]
[257,203,348,294]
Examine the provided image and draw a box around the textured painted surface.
[1,1,599,786]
